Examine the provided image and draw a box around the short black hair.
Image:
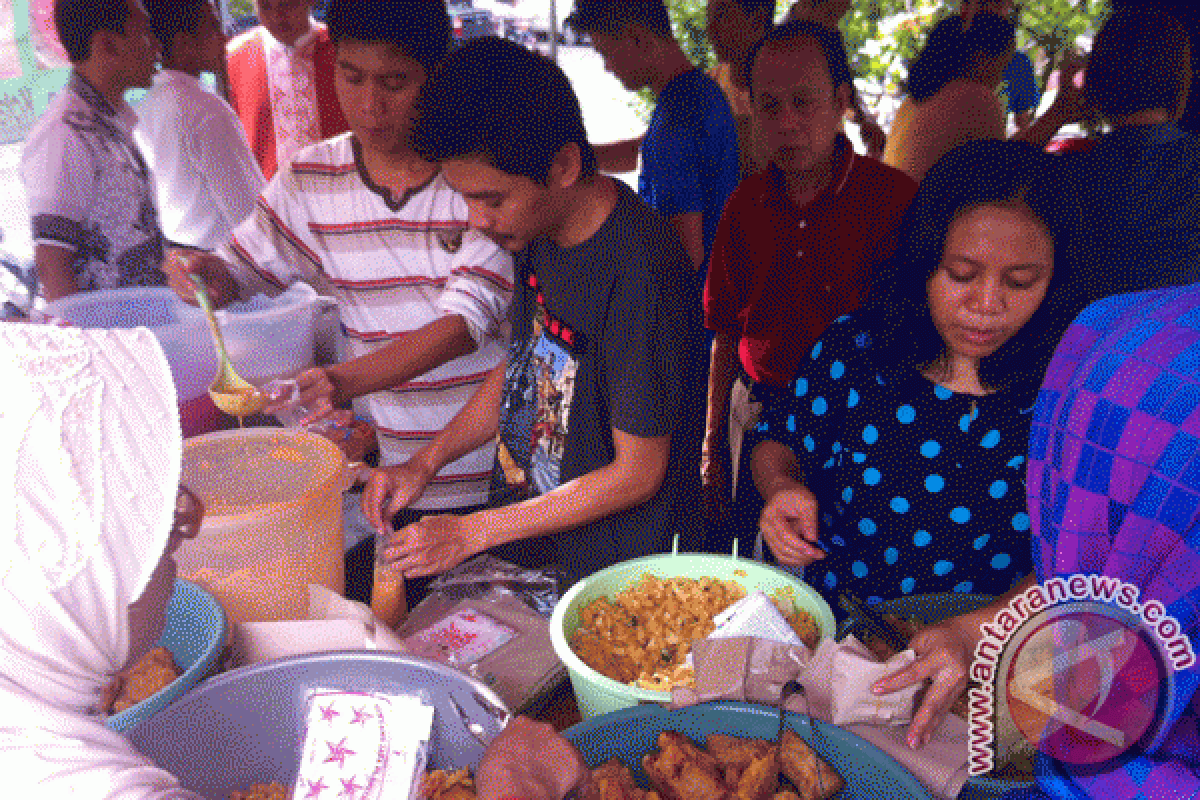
[742,19,853,96]
[412,36,596,184]
[567,0,673,40]
[143,0,208,62]
[865,140,1087,394]
[323,0,451,74]
[730,0,777,21]
[55,0,131,63]
[905,12,1015,102]
[1087,8,1192,120]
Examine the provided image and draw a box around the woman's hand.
[872,623,973,749]
[758,482,825,566]
[476,717,597,800]
[362,461,437,533]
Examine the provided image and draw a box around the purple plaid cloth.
[1014,286,1200,799]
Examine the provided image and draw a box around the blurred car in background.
[449,5,498,44]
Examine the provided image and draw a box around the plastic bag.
[424,554,563,617]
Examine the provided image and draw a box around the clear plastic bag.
[423,554,563,617]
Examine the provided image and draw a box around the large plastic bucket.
[549,550,837,719]
[176,428,351,627]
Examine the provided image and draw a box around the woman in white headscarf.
[0,323,597,800]
[0,323,206,797]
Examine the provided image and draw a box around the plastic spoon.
[190,275,266,418]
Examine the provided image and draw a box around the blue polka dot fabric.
[755,314,1035,612]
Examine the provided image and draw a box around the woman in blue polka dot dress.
[749,140,1088,614]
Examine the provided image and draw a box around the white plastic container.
[46,284,321,398]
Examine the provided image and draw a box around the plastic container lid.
[182,428,349,517]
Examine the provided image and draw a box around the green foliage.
[841,0,1111,116]
[226,0,256,24]
[631,1,1111,124]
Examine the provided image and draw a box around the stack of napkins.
[294,691,434,800]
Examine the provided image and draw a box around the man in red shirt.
[226,0,348,178]
[702,19,918,555]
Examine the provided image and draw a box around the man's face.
[334,39,427,156]
[116,0,159,89]
[707,0,759,64]
[752,38,849,178]
[441,158,558,253]
[256,0,313,47]
[589,30,650,92]
[194,1,227,74]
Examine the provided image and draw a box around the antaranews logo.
[967,574,1196,775]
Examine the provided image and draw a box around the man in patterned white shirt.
[21,0,165,300]
[168,0,514,604]
[226,0,349,179]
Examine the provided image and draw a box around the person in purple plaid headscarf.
[879,284,1200,796]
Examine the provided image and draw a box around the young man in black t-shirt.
[361,37,705,586]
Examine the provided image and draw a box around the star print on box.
[293,691,434,800]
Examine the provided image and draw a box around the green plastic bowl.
[549,551,836,719]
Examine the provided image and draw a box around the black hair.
[729,0,777,22]
[567,0,673,40]
[864,140,1087,394]
[143,0,208,62]
[741,18,853,96]
[1086,8,1192,121]
[411,36,596,184]
[55,0,131,63]
[905,12,1015,102]
[323,0,451,74]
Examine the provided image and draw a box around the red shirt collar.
[758,134,856,211]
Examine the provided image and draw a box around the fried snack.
[643,731,730,800]
[111,646,181,712]
[732,746,780,800]
[593,758,662,800]
[422,768,477,800]
[229,783,290,800]
[779,731,843,800]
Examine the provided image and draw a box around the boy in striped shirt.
[168,0,513,599]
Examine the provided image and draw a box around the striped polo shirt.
[221,133,513,510]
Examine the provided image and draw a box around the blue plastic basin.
[107,578,227,733]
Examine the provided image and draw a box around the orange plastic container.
[177,428,350,627]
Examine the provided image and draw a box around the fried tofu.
[594,759,655,800]
[779,731,844,800]
[643,732,730,800]
[706,734,780,800]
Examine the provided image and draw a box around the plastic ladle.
[190,275,266,418]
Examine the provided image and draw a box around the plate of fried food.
[106,578,227,732]
[560,701,933,800]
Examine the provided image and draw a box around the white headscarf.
[0,324,199,798]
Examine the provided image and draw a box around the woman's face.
[123,486,203,670]
[927,203,1055,365]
